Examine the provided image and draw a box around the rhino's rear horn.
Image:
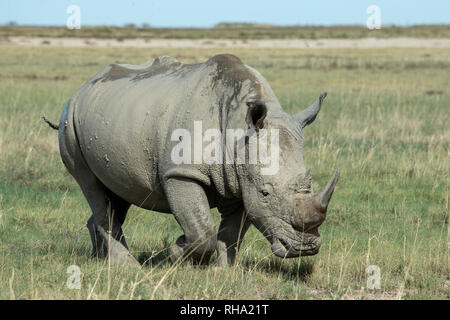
[294,92,327,129]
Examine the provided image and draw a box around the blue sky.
[1,0,449,27]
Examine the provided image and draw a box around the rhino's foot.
[216,240,233,267]
[87,218,139,266]
[169,235,214,266]
[216,206,251,267]
[168,235,185,264]
[96,226,140,266]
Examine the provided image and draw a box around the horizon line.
[2,23,450,29]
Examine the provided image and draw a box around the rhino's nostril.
[279,237,300,252]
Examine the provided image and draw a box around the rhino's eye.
[261,190,270,197]
[260,183,273,197]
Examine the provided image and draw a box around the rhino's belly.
[82,142,171,212]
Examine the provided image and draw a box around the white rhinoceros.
[44,54,339,266]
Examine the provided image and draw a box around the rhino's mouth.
[271,233,321,258]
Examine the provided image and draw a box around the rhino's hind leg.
[78,179,138,266]
[86,188,132,259]
[216,204,251,267]
[86,215,103,257]
[75,176,137,266]
[81,183,138,266]
[59,104,138,266]
[61,151,137,265]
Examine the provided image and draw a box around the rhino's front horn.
[314,169,340,212]
[293,169,339,231]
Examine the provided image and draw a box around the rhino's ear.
[246,101,267,131]
[294,92,327,129]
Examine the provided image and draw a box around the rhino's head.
[239,92,339,258]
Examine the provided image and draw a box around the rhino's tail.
[42,116,59,130]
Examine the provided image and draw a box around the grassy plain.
[0,45,448,299]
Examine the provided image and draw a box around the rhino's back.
[70,56,213,209]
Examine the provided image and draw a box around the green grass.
[1,24,450,39]
[0,46,448,299]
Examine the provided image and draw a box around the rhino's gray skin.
[56,54,339,266]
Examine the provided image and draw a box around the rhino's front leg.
[164,177,217,265]
[217,206,251,267]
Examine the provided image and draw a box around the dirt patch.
[0,73,68,81]
[3,37,450,48]
[425,90,444,95]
